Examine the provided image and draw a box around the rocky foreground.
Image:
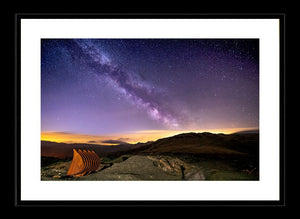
[79,155,205,180]
[41,154,257,181]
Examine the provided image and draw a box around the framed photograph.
[15,13,285,206]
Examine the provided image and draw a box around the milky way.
[41,39,259,135]
[73,39,179,128]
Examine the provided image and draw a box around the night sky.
[41,39,259,144]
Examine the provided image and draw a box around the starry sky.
[41,39,259,144]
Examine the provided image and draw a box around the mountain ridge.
[41,131,259,159]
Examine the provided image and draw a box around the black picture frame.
[13,13,286,207]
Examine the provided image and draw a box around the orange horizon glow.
[41,127,258,145]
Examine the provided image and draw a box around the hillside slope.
[127,132,259,157]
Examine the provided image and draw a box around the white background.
[20,19,280,201]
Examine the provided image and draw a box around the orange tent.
[67,149,101,177]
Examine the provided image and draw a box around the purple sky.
[41,39,259,139]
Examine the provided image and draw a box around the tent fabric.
[67,149,101,177]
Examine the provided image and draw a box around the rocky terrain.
[41,132,259,181]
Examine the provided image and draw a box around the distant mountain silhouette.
[41,132,259,159]
[233,129,259,134]
[41,140,149,159]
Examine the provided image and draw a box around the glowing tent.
[67,149,101,177]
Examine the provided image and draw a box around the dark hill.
[127,132,259,157]
[122,132,259,178]
[233,129,259,134]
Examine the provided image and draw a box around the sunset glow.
[41,127,258,145]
